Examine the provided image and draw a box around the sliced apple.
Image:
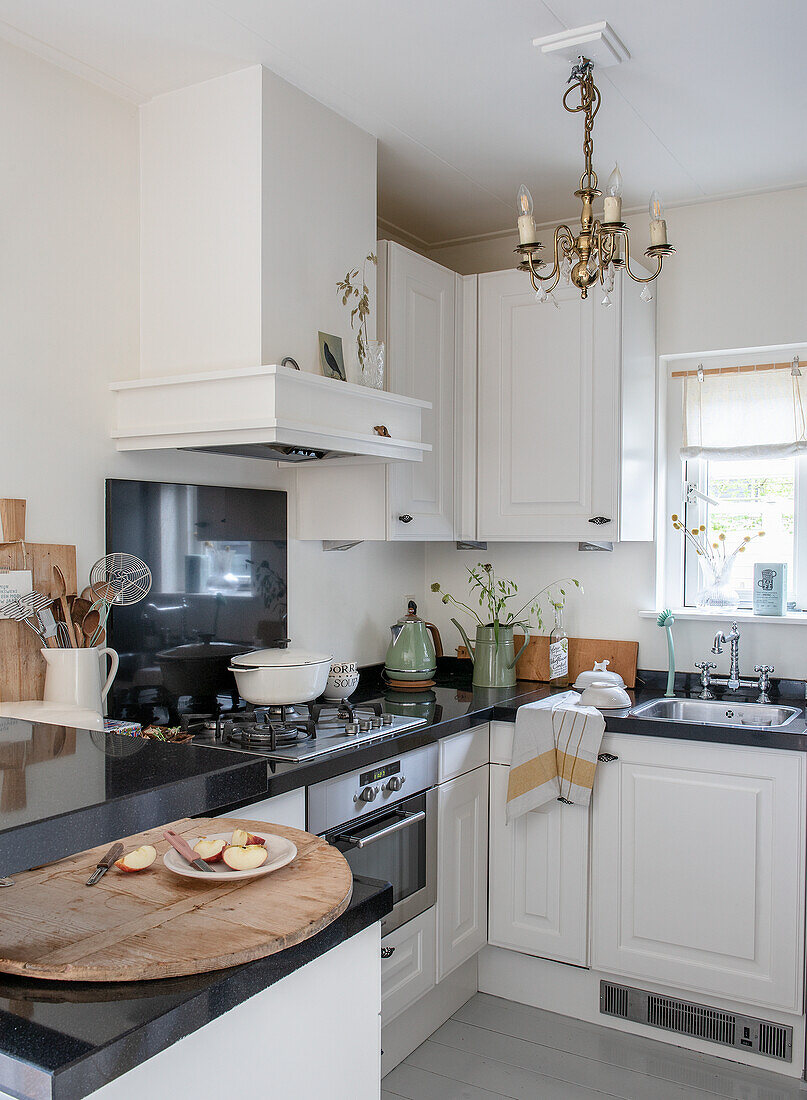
[193,837,227,863]
[222,844,269,871]
[115,844,157,873]
[230,828,265,847]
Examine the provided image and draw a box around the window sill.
[639,608,807,625]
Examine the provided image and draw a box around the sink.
[630,697,801,729]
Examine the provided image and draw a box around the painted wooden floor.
[382,993,807,1099]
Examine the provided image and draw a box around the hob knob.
[358,785,379,802]
[385,776,404,792]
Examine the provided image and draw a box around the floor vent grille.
[599,981,792,1062]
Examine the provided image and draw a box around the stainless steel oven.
[308,743,438,935]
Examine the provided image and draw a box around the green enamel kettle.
[384,601,443,683]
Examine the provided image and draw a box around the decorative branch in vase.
[336,252,384,388]
[431,563,581,688]
[670,514,764,610]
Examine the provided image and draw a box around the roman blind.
[680,364,807,460]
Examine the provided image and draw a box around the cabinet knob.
[597,752,619,763]
[381,946,395,959]
[589,516,611,525]
[398,514,413,524]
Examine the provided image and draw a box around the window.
[683,457,800,607]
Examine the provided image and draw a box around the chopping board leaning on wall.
[0,499,77,702]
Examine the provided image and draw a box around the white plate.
[163,831,298,882]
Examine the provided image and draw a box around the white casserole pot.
[228,649,333,706]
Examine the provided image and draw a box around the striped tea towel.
[506,692,605,822]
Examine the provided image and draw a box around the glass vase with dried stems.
[671,514,765,610]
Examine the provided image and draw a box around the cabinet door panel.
[477,270,618,541]
[488,763,588,966]
[437,766,488,979]
[591,736,805,1012]
[383,243,456,540]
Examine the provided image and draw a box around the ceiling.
[1,0,805,246]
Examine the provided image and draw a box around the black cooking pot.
[156,641,252,698]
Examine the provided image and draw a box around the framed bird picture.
[318,332,346,381]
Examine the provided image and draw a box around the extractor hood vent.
[110,364,430,464]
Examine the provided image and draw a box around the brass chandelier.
[516,56,674,305]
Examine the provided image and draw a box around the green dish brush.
[657,609,676,697]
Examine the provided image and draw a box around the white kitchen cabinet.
[379,241,458,540]
[476,268,655,542]
[591,734,806,1012]
[381,905,436,1025]
[213,787,305,830]
[488,762,589,966]
[292,242,460,542]
[437,764,488,979]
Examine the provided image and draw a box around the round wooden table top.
[0,818,353,982]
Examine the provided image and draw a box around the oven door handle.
[336,809,426,849]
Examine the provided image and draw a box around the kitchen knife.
[163,829,214,872]
[85,842,124,886]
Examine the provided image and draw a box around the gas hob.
[181,700,427,763]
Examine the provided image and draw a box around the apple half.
[222,844,269,871]
[115,844,157,873]
[193,837,227,863]
[231,828,266,847]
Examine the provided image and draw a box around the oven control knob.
[385,776,404,792]
[381,714,394,726]
[358,785,379,802]
[359,718,372,733]
[371,716,383,728]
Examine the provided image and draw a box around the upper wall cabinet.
[293,242,460,542]
[475,269,656,542]
[379,243,458,541]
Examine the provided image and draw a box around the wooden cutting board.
[514,634,639,688]
[0,499,77,702]
[0,817,353,981]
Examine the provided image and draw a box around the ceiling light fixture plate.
[533,22,630,68]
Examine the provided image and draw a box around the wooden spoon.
[71,598,90,648]
[81,608,100,647]
[52,565,77,647]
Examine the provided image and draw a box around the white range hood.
[110,363,431,463]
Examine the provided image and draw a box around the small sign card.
[0,570,33,615]
[753,563,787,616]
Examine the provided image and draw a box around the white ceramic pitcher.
[41,647,119,715]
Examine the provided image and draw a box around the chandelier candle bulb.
[648,190,668,245]
[516,184,539,244]
[603,162,623,222]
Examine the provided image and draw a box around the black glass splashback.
[105,479,287,722]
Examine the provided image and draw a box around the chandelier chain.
[562,58,600,191]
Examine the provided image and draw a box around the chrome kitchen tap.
[712,622,741,691]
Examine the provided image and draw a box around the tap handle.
[754,664,774,674]
[694,660,716,685]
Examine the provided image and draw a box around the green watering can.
[452,619,529,689]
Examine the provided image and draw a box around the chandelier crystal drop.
[515,56,674,304]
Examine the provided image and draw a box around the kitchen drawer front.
[439,724,489,782]
[214,789,305,830]
[489,720,515,765]
[381,906,436,1025]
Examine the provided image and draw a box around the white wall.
[421,188,807,679]
[1,43,422,672]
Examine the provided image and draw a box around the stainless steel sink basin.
[630,697,801,729]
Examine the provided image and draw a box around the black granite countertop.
[0,874,391,1100]
[0,726,267,877]
[208,663,807,812]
